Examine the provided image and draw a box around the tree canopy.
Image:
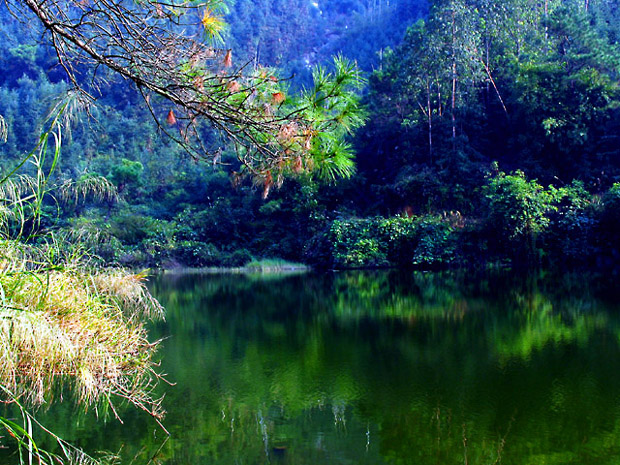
[2,0,366,189]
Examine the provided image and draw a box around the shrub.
[545,181,598,263]
[482,166,558,261]
[221,248,253,267]
[330,218,389,267]
[346,237,389,267]
[172,240,221,267]
[595,183,620,257]
[411,217,457,266]
[600,183,620,227]
[326,215,457,268]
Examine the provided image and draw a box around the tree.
[483,166,558,261]
[2,0,366,190]
[398,20,448,162]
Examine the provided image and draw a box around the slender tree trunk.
[481,58,508,117]
[427,80,433,163]
[486,36,490,107]
[255,39,260,70]
[451,8,457,154]
[451,65,456,145]
[544,0,549,51]
[436,73,443,117]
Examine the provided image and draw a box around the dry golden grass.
[0,240,165,424]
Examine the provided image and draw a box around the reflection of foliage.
[126,270,620,465]
[492,292,609,362]
[34,270,618,463]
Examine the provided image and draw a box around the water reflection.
[12,270,620,464]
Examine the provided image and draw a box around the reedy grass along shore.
[1,240,164,407]
[1,238,166,463]
[1,105,167,464]
[161,258,309,274]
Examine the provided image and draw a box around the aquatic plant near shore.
[0,242,166,462]
[0,255,164,409]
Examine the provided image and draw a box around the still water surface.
[21,270,620,463]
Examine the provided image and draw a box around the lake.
[8,269,620,464]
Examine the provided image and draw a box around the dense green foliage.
[2,0,620,269]
[315,215,458,268]
[345,0,620,267]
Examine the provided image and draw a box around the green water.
[9,270,620,464]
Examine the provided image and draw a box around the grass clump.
[0,253,164,411]
[244,258,308,271]
[0,239,166,462]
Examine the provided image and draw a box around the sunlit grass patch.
[0,258,164,416]
[0,242,167,462]
[244,258,308,272]
[0,230,164,463]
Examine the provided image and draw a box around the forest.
[3,0,619,271]
[2,0,620,463]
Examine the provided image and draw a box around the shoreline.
[159,264,311,274]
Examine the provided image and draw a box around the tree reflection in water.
[16,270,620,465]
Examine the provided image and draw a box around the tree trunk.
[544,0,549,51]
[451,8,457,154]
[436,73,443,116]
[427,81,433,163]
[485,36,490,108]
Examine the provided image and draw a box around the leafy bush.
[595,183,620,258]
[325,215,458,269]
[172,240,221,267]
[482,166,558,261]
[221,248,253,267]
[108,158,144,193]
[411,217,457,266]
[345,237,389,267]
[600,183,620,227]
[484,168,557,240]
[330,218,390,268]
[109,212,160,245]
[545,181,598,263]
